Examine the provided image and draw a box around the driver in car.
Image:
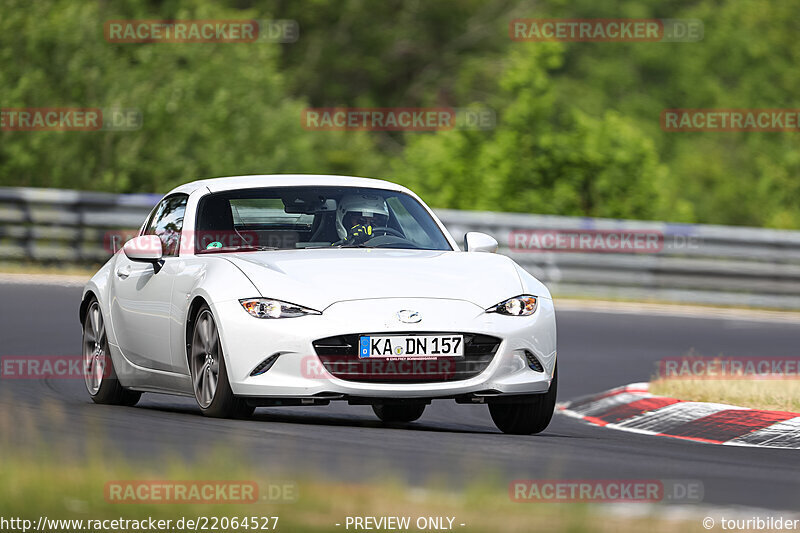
[335,194,391,245]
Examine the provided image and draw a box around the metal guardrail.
[0,187,160,263]
[3,186,800,309]
[441,209,800,309]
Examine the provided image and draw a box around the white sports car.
[81,175,557,434]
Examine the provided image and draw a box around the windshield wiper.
[303,243,369,249]
[197,245,280,254]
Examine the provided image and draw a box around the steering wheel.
[368,226,405,239]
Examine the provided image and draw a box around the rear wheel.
[372,403,426,423]
[190,306,254,419]
[489,364,558,435]
[82,299,141,406]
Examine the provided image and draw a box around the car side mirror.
[123,235,164,271]
[464,232,498,253]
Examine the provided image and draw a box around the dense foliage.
[1,0,798,227]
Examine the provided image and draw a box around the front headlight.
[239,298,322,319]
[487,295,538,316]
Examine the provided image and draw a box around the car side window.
[144,195,188,257]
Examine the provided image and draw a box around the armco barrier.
[440,209,800,309]
[2,186,800,309]
[0,187,159,263]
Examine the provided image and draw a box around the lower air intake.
[524,350,544,372]
[250,354,280,376]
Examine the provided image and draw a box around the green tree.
[394,44,665,219]
[0,0,384,193]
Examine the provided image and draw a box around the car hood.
[222,249,539,310]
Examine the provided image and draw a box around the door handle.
[116,266,131,279]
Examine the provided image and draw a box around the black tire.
[372,403,426,423]
[190,305,254,419]
[82,299,141,406]
[489,364,558,435]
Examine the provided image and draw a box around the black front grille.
[312,332,501,383]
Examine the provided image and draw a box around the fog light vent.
[250,354,281,376]
[524,351,544,372]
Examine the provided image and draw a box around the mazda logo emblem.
[397,310,421,323]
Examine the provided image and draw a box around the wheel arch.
[79,290,98,325]
[185,296,210,365]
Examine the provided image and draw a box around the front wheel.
[372,403,426,423]
[489,364,558,435]
[189,306,254,419]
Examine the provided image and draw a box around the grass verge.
[649,379,800,412]
[0,261,98,277]
[0,443,711,533]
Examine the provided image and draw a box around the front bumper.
[214,297,557,399]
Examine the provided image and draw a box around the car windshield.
[194,186,452,252]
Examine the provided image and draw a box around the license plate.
[358,335,464,358]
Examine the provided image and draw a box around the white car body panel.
[224,248,549,311]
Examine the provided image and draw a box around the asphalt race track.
[1,282,798,511]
